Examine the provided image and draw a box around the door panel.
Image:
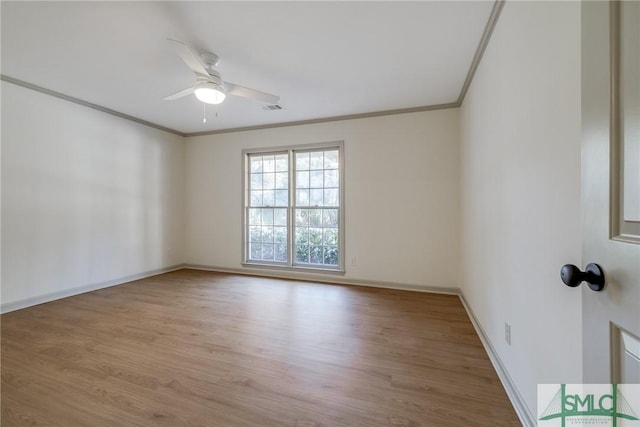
[612,325,640,383]
[581,0,640,383]
[612,0,640,241]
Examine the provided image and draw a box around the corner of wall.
[457,0,582,423]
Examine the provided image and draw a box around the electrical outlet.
[505,322,511,346]
[351,257,357,267]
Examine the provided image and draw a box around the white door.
[582,0,640,384]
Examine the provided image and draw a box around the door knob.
[560,263,605,291]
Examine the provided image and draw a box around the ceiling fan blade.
[168,38,210,78]
[224,82,280,104]
[163,87,195,101]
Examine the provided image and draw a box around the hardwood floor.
[1,270,520,426]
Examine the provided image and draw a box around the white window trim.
[241,141,345,274]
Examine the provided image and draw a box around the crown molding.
[456,0,505,106]
[185,103,460,137]
[0,74,187,137]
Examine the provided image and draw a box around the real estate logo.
[538,384,640,427]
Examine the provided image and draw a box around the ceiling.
[1,1,496,135]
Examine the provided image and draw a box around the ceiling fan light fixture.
[194,81,226,104]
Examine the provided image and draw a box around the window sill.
[241,262,345,276]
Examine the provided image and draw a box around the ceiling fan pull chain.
[203,103,207,123]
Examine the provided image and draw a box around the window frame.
[241,141,345,273]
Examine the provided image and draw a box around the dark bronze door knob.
[561,263,605,291]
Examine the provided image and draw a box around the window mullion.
[289,149,295,267]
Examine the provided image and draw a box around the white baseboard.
[458,293,535,427]
[183,263,459,295]
[1,264,185,314]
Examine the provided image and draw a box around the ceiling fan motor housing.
[199,68,223,86]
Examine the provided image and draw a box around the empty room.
[2,1,639,426]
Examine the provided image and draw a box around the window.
[244,143,343,272]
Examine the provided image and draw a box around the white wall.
[460,1,582,421]
[1,82,185,310]
[184,109,460,289]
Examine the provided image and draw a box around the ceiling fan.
[164,39,279,106]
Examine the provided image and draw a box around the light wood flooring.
[1,269,520,426]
